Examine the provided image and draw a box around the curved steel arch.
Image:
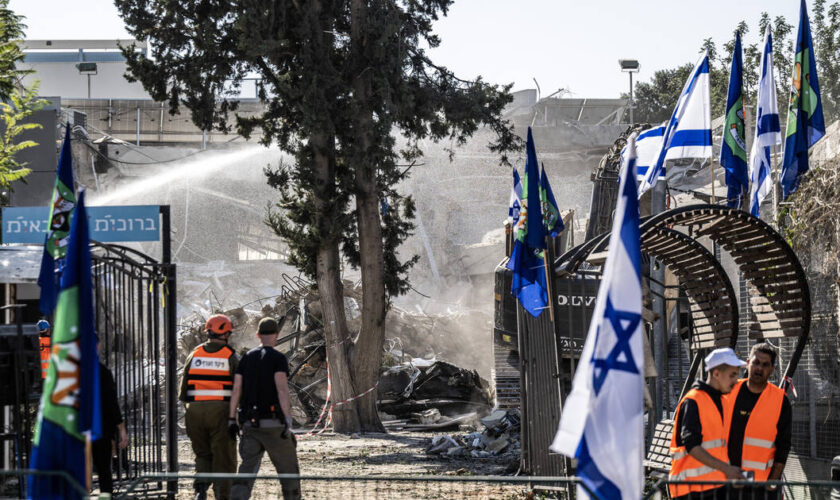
[642,205,810,343]
[557,223,738,350]
[556,203,810,382]
[640,227,738,349]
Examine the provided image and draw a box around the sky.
[10,0,809,98]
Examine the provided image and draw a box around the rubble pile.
[425,408,521,462]
[176,278,495,428]
[378,360,494,428]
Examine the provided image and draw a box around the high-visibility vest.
[669,388,730,497]
[725,379,784,481]
[39,336,50,379]
[184,344,235,402]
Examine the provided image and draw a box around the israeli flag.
[551,134,644,499]
[626,124,666,181]
[749,27,782,217]
[508,168,523,225]
[638,53,712,197]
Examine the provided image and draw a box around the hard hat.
[205,314,233,336]
[37,319,50,332]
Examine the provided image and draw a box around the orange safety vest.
[724,379,785,481]
[669,388,730,497]
[39,336,50,379]
[184,344,235,402]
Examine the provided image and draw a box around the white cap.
[704,347,746,371]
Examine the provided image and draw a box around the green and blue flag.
[37,123,76,316]
[506,127,548,317]
[721,32,748,208]
[781,0,825,199]
[29,190,101,500]
[540,163,564,237]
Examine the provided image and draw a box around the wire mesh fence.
[115,473,586,499]
[5,470,840,499]
[0,469,87,499]
[644,478,840,500]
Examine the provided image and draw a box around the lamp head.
[619,59,640,72]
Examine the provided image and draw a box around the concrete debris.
[486,437,509,454]
[479,409,507,429]
[425,408,521,463]
[427,435,460,454]
[411,408,442,424]
[176,277,494,429]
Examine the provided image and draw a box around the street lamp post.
[619,59,640,125]
[75,62,98,99]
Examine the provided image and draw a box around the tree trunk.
[348,0,387,433]
[351,168,387,433]
[311,130,360,434]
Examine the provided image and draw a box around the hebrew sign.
[2,205,160,243]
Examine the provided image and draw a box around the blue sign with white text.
[2,205,160,243]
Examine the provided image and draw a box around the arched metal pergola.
[553,204,810,473]
[556,204,809,375]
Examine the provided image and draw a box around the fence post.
[160,205,179,497]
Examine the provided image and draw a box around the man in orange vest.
[725,343,791,499]
[670,347,746,498]
[179,314,240,500]
[37,320,50,380]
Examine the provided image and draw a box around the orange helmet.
[205,314,233,338]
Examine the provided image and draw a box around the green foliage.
[630,10,819,126]
[0,1,29,102]
[813,0,840,123]
[115,0,519,300]
[0,0,43,203]
[632,64,693,123]
[0,84,44,192]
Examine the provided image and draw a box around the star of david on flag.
[592,297,641,395]
[551,133,644,500]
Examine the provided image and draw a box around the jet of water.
[90,147,265,206]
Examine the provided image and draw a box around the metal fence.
[644,479,840,500]
[118,473,588,499]
[90,240,177,495]
[0,469,88,499]
[5,469,840,499]
[517,273,599,478]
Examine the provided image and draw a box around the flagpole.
[710,155,716,204]
[542,241,555,323]
[85,434,92,492]
[772,144,779,223]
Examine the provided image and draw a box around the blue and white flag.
[507,168,523,226]
[625,124,666,181]
[551,134,644,499]
[749,27,782,217]
[506,128,549,318]
[638,54,712,197]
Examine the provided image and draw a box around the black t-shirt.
[236,345,289,418]
[727,383,792,467]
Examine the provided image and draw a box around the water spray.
[91,148,265,205]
